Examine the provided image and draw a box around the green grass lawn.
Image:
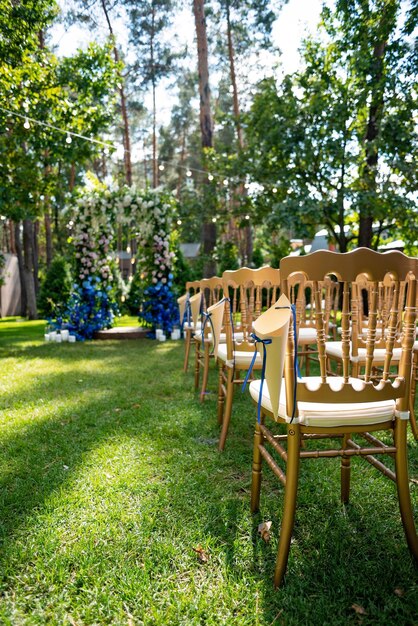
[0,318,417,625]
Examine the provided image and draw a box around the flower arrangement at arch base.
[64,276,118,341]
[51,185,121,340]
[139,277,179,337]
[129,187,180,337]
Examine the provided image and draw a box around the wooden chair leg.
[305,348,310,376]
[183,329,191,372]
[250,418,264,512]
[394,418,418,561]
[217,363,225,425]
[194,340,200,390]
[218,367,235,451]
[274,425,300,588]
[341,433,351,504]
[409,352,418,439]
[200,344,210,401]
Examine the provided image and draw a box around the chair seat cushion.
[325,341,402,362]
[249,376,396,427]
[183,321,202,330]
[217,343,262,368]
[194,331,244,344]
[298,327,317,343]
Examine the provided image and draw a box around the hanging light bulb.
[23,118,30,130]
[223,179,228,186]
[245,214,250,220]
[177,219,182,225]
[208,173,214,181]
[66,133,72,144]
[244,182,250,189]
[186,169,192,177]
[272,187,277,193]
[212,217,217,223]
[159,164,165,171]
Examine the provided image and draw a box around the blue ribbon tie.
[181,294,191,331]
[275,303,301,422]
[241,332,272,423]
[201,311,216,354]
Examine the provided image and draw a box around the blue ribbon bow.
[180,294,192,330]
[241,332,272,423]
[201,310,216,354]
[241,303,301,424]
[275,303,301,422]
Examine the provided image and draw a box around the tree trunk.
[149,3,158,188]
[14,221,27,316]
[69,162,76,191]
[193,0,216,277]
[9,219,16,254]
[226,0,243,149]
[176,129,187,198]
[44,210,53,268]
[22,219,38,319]
[101,0,133,186]
[152,76,158,188]
[33,219,40,296]
[193,0,213,148]
[225,0,252,264]
[358,40,386,248]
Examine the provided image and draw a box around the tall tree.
[64,0,133,186]
[0,25,119,317]
[193,0,216,276]
[124,0,178,188]
[212,0,286,263]
[244,0,418,252]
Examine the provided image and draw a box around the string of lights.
[0,104,279,194]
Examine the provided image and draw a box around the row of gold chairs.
[177,248,418,587]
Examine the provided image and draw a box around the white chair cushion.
[217,343,262,368]
[194,331,244,344]
[298,327,317,343]
[249,376,395,427]
[325,341,402,362]
[183,321,202,330]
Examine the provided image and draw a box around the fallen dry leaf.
[258,521,272,543]
[351,603,367,616]
[394,588,405,597]
[132,403,141,409]
[192,545,210,562]
[114,408,121,412]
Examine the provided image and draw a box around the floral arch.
[60,185,179,340]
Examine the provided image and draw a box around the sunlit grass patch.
[0,319,416,625]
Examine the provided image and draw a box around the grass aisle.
[0,318,417,625]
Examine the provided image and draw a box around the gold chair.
[193,276,225,396]
[179,281,201,372]
[248,248,418,587]
[216,266,281,450]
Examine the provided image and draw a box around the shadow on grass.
[0,331,416,624]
